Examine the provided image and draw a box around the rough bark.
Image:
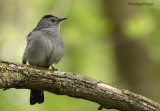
[0,60,160,111]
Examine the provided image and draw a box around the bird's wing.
[22,29,35,64]
[22,36,32,64]
[22,30,52,66]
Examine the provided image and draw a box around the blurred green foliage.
[0,0,160,111]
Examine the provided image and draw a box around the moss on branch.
[0,60,160,111]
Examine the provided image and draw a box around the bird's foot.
[51,66,58,71]
[98,105,104,110]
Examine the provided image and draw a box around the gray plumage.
[22,15,66,105]
[23,15,66,67]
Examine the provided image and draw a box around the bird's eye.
[51,19,55,22]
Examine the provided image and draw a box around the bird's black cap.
[42,15,58,19]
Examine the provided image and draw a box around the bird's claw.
[51,66,58,71]
[98,105,103,110]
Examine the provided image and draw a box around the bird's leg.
[51,65,58,71]
[98,105,104,110]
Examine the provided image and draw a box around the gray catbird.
[22,15,66,105]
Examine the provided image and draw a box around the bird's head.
[37,15,67,29]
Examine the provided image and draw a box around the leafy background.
[0,0,160,111]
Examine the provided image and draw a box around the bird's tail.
[30,89,44,105]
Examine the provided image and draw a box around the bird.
[22,14,66,105]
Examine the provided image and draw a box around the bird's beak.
[59,18,67,22]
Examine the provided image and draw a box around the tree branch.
[0,60,160,111]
